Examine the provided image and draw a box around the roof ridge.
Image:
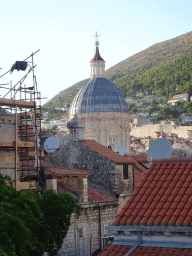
[80,140,133,164]
[58,179,117,204]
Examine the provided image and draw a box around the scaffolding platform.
[0,98,35,108]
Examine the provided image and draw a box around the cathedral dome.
[69,77,128,114]
[69,32,128,115]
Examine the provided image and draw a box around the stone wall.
[172,126,192,138]
[115,165,133,196]
[57,203,118,256]
[117,194,131,214]
[130,124,173,138]
[51,141,117,196]
[131,124,192,139]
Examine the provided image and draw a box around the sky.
[0,0,192,105]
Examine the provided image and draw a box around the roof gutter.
[125,232,141,256]
[107,225,192,233]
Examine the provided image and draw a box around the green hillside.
[111,50,192,98]
[42,79,89,118]
[43,31,192,118]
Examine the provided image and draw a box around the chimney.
[67,115,85,142]
[77,178,88,203]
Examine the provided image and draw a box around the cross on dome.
[90,32,105,78]
[95,31,100,47]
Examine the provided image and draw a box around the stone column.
[46,179,57,193]
[78,178,88,203]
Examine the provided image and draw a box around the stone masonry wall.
[51,141,117,196]
[130,124,173,138]
[115,165,133,196]
[57,204,118,256]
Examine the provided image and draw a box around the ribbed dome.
[70,77,129,114]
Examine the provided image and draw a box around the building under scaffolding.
[0,50,44,190]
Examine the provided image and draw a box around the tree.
[151,99,158,107]
[0,174,82,256]
[0,174,43,256]
[66,103,71,109]
[35,189,82,256]
[129,107,137,113]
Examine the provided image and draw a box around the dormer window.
[123,164,128,180]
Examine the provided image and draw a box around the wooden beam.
[0,98,35,108]
[28,149,44,157]
[0,141,35,147]
[15,106,18,190]
[18,141,35,147]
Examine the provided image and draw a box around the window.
[108,137,116,151]
[71,129,78,141]
[123,165,128,180]
[79,228,83,238]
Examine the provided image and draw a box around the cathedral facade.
[68,34,131,153]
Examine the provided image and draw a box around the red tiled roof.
[170,118,180,121]
[125,155,148,174]
[80,140,133,164]
[124,154,148,189]
[115,161,192,226]
[184,141,192,147]
[98,245,192,256]
[134,167,146,188]
[58,180,117,204]
[20,161,90,181]
[126,154,148,164]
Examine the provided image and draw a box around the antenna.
[147,138,172,160]
[117,145,127,156]
[44,136,59,154]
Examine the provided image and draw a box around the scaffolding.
[0,50,44,190]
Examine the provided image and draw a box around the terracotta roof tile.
[58,179,117,204]
[19,160,90,181]
[80,140,132,164]
[98,245,192,256]
[126,154,148,163]
[114,160,192,226]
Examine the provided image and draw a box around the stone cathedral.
[68,33,131,153]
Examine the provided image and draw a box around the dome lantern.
[90,32,105,78]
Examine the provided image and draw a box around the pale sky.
[0,0,192,105]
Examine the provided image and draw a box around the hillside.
[107,31,192,76]
[42,79,89,118]
[43,31,192,117]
